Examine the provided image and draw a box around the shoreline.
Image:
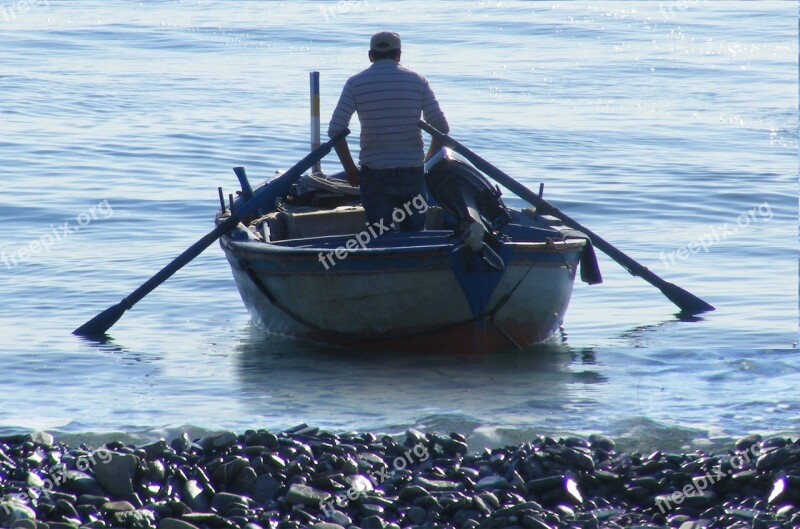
[0,426,797,529]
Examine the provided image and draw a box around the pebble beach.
[1,3,796,529]
[2,427,799,529]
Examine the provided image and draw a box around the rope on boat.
[545,237,574,274]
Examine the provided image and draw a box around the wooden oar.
[74,129,349,338]
[419,120,714,315]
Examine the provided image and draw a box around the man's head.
[369,31,401,62]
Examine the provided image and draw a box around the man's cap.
[370,31,401,52]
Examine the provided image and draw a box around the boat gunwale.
[221,233,586,258]
[221,223,587,252]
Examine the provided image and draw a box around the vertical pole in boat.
[310,71,321,174]
[218,187,226,213]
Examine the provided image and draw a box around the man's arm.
[421,81,449,161]
[334,139,360,186]
[425,138,442,161]
[328,80,360,186]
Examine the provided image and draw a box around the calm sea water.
[0,1,796,453]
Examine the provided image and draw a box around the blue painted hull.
[221,228,586,354]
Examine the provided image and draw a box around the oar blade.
[660,281,715,315]
[419,120,715,316]
[73,128,349,339]
[73,302,128,337]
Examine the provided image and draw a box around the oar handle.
[420,120,714,315]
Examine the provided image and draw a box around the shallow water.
[0,1,796,453]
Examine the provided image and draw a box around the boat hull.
[221,231,583,354]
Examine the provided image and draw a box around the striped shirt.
[328,60,449,169]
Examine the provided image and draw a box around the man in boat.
[328,31,450,232]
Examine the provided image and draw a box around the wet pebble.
[93,452,138,497]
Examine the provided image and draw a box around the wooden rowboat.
[218,148,601,354]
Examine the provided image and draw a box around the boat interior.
[245,204,570,248]
[236,151,574,247]
[254,206,445,243]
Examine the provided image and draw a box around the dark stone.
[629,476,658,490]
[182,480,211,512]
[101,500,136,512]
[624,485,649,501]
[756,446,795,471]
[54,499,80,520]
[24,432,54,448]
[588,434,615,453]
[735,435,762,453]
[526,475,564,493]
[62,470,108,496]
[453,509,481,527]
[147,459,166,482]
[180,513,231,527]
[473,495,493,516]
[361,514,386,529]
[210,492,249,513]
[113,508,156,527]
[414,476,460,491]
[93,453,138,497]
[678,521,712,529]
[265,454,286,469]
[399,485,429,502]
[158,519,201,529]
[231,466,258,493]
[285,484,330,507]
[476,475,509,490]
[140,439,168,460]
[405,429,427,446]
[554,504,574,518]
[405,506,427,525]
[443,438,469,456]
[250,475,281,504]
[730,470,757,482]
[0,502,36,526]
[413,495,441,509]
[762,436,788,450]
[326,509,352,526]
[520,515,552,529]
[363,496,393,509]
[213,458,248,485]
[559,447,595,471]
[361,503,385,517]
[477,492,500,509]
[200,432,238,451]
[9,519,37,529]
[170,433,193,454]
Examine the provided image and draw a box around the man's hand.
[346,167,360,187]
